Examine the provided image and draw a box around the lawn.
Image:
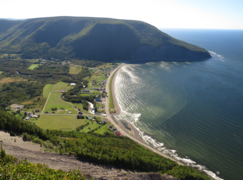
[75,118,89,129]
[36,115,75,130]
[79,121,100,133]
[94,122,113,135]
[69,65,82,74]
[43,82,69,98]
[28,64,40,70]
[0,71,3,74]
[44,92,77,114]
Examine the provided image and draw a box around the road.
[105,64,183,165]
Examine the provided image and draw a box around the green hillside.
[0,17,211,62]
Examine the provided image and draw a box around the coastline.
[108,63,223,180]
[105,63,184,165]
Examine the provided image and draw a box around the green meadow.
[43,82,69,98]
[69,64,82,74]
[28,64,40,70]
[36,115,75,130]
[44,92,76,114]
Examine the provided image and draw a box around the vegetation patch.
[0,147,87,179]
[0,77,28,84]
[36,115,75,130]
[28,64,40,70]
[109,68,119,109]
[69,64,82,74]
[0,71,3,74]
[0,112,211,180]
[44,92,76,113]
[43,82,69,98]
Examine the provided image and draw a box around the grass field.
[94,122,113,135]
[0,71,3,74]
[0,77,28,84]
[69,65,82,74]
[109,70,116,109]
[79,121,100,133]
[28,64,40,70]
[75,119,89,129]
[43,82,69,98]
[36,115,75,130]
[44,92,77,114]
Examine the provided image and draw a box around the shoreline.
[108,63,222,180]
[105,64,184,165]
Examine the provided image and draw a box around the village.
[6,63,121,136]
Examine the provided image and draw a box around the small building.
[95,98,102,102]
[70,83,76,86]
[32,115,38,118]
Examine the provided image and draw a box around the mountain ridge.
[0,16,211,62]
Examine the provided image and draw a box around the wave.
[114,65,224,180]
[209,51,224,61]
[115,111,223,180]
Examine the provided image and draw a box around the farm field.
[36,115,75,130]
[28,64,40,70]
[69,64,82,74]
[44,92,77,114]
[0,77,28,84]
[43,82,69,98]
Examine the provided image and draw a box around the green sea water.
[115,30,243,180]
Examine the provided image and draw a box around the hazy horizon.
[1,0,243,30]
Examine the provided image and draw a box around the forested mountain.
[0,17,211,62]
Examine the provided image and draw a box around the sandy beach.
[105,64,183,165]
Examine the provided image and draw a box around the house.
[70,83,76,86]
[95,98,102,102]
[28,113,33,117]
[26,117,29,120]
[117,133,121,136]
[32,115,38,118]
[61,90,65,93]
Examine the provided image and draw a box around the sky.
[1,0,243,29]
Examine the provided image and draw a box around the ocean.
[114,29,243,180]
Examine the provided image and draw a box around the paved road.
[105,64,183,165]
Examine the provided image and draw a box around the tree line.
[0,111,210,180]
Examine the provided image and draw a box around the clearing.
[36,115,76,130]
[0,77,28,84]
[69,64,82,74]
[28,64,40,70]
[44,92,77,114]
[43,82,69,98]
